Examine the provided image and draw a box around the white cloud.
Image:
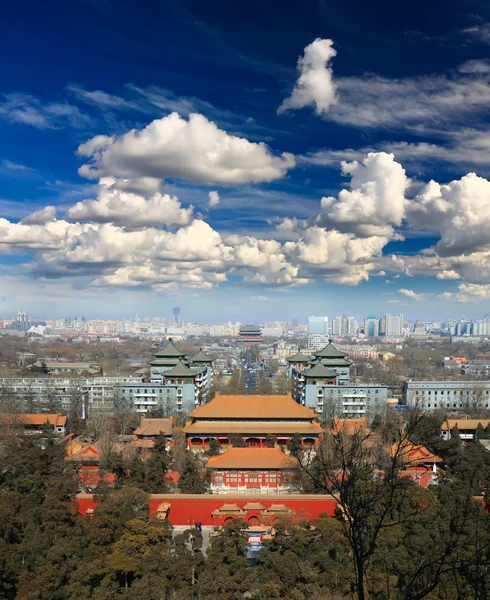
[67,85,146,112]
[440,283,490,302]
[66,177,193,228]
[77,112,295,185]
[437,269,460,280]
[251,295,269,301]
[462,22,490,45]
[0,93,92,129]
[208,191,220,208]
[398,288,427,301]
[409,172,490,255]
[317,152,409,237]
[458,59,490,74]
[21,206,57,225]
[278,38,337,115]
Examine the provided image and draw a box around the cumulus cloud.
[437,269,460,280]
[409,172,490,255]
[398,288,427,301]
[21,206,57,225]
[278,38,337,116]
[317,152,409,237]
[208,191,220,208]
[440,283,490,302]
[66,177,193,228]
[77,112,295,185]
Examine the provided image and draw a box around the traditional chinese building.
[237,325,263,346]
[289,343,388,418]
[133,416,173,450]
[206,447,298,494]
[0,413,68,435]
[183,393,322,449]
[115,340,214,414]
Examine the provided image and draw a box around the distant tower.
[173,307,181,325]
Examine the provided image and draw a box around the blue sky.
[2,0,490,322]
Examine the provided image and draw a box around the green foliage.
[179,452,209,494]
[206,438,221,456]
[1,414,490,599]
[230,435,246,448]
[263,434,277,448]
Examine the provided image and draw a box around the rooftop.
[313,343,348,359]
[188,393,319,420]
[189,349,214,363]
[0,413,67,427]
[441,419,490,431]
[153,339,187,359]
[300,362,338,378]
[134,416,173,437]
[164,361,203,378]
[207,447,297,470]
[286,350,311,363]
[184,421,322,435]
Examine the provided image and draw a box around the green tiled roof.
[300,363,338,378]
[153,339,187,359]
[286,350,310,363]
[313,343,348,359]
[315,358,352,367]
[189,349,214,363]
[164,361,203,378]
[148,357,183,367]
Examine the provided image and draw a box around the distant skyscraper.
[385,314,403,337]
[308,316,329,349]
[173,307,181,325]
[364,315,379,338]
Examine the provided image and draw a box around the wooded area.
[0,411,490,599]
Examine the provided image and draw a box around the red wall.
[76,493,338,526]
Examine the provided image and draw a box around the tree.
[230,435,246,448]
[263,434,277,448]
[145,435,170,493]
[293,416,434,600]
[200,519,253,599]
[206,439,221,456]
[179,452,209,494]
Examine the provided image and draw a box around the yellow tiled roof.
[207,447,297,470]
[189,393,318,420]
[184,420,322,435]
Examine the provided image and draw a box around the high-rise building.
[385,313,404,337]
[172,307,181,325]
[331,315,356,338]
[363,315,379,338]
[308,316,329,349]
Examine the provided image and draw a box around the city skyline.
[3,1,490,317]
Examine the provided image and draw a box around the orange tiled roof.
[207,447,297,470]
[331,417,369,435]
[67,443,102,463]
[183,421,322,435]
[0,413,67,427]
[134,417,173,437]
[441,419,490,431]
[392,440,442,464]
[189,393,318,420]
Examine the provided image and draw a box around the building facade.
[183,393,322,449]
[206,447,297,494]
[288,343,388,419]
[307,316,329,350]
[403,380,490,411]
